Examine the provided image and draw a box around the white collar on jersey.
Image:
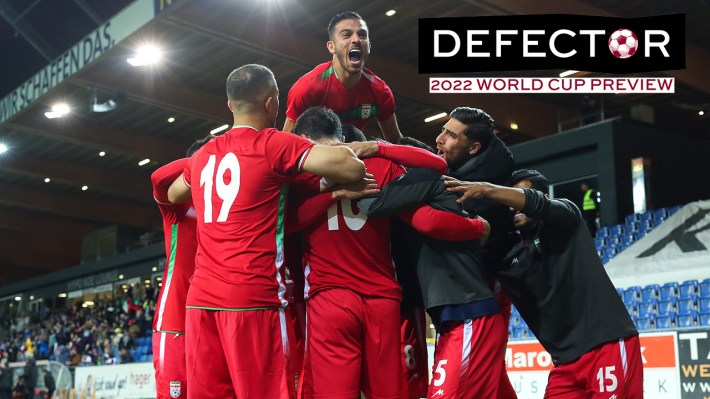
[232,125,258,130]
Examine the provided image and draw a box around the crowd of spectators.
[0,286,156,369]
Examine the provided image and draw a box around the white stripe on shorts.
[279,308,290,363]
[618,338,628,378]
[461,319,474,374]
[159,332,166,368]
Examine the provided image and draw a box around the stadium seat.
[595,236,608,248]
[700,279,710,298]
[655,315,674,329]
[597,247,605,259]
[678,311,698,328]
[638,301,657,317]
[625,221,639,234]
[625,213,640,225]
[639,212,653,223]
[638,219,656,235]
[616,288,624,298]
[654,208,670,222]
[680,280,699,299]
[511,327,527,340]
[657,300,676,317]
[596,226,611,238]
[611,225,625,236]
[625,303,638,318]
[700,298,710,313]
[700,313,710,327]
[634,317,653,331]
[678,299,697,315]
[660,282,679,300]
[669,205,682,215]
[642,284,660,302]
[623,286,642,303]
[509,315,521,329]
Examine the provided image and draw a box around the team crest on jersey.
[170,381,181,398]
[361,103,371,119]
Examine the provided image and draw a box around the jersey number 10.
[200,153,240,223]
[327,200,368,231]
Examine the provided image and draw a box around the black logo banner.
[418,14,685,74]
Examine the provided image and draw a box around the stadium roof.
[0,0,707,287]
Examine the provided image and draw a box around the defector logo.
[418,14,685,74]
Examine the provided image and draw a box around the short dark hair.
[186,134,216,157]
[398,136,436,154]
[225,64,276,104]
[293,107,342,142]
[328,11,364,39]
[449,107,495,152]
[342,124,367,142]
[511,169,550,194]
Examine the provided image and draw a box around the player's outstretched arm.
[399,206,488,242]
[282,118,296,133]
[301,145,365,183]
[377,114,404,143]
[346,141,447,175]
[445,179,526,210]
[167,175,191,204]
[151,158,188,203]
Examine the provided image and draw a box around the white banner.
[606,200,710,288]
[0,0,155,124]
[429,77,674,93]
[74,362,155,399]
[429,332,681,398]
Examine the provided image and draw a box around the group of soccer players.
[149,10,643,399]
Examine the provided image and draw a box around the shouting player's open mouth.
[348,48,363,68]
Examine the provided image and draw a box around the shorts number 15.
[200,153,240,223]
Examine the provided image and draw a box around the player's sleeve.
[182,154,196,188]
[377,142,447,174]
[285,78,313,123]
[398,206,485,241]
[152,158,189,204]
[267,131,315,176]
[286,192,335,233]
[357,168,446,218]
[375,81,395,122]
[523,189,582,229]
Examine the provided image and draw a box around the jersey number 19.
[200,153,240,223]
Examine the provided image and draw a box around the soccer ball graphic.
[608,29,638,59]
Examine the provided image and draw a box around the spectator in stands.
[43,370,55,399]
[22,357,37,399]
[11,375,25,399]
[0,358,12,399]
[118,347,134,364]
[580,182,599,236]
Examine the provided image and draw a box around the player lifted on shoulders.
[284,11,403,142]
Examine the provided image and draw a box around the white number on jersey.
[327,200,367,231]
[404,344,416,370]
[432,359,448,386]
[596,365,618,393]
[199,153,241,223]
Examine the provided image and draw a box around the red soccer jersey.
[183,126,314,309]
[286,61,395,131]
[151,158,198,334]
[300,157,405,300]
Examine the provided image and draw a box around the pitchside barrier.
[68,328,709,399]
[425,328,710,399]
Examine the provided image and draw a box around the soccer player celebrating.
[446,170,642,399]
[149,135,213,399]
[284,11,403,142]
[167,64,365,399]
[288,107,486,399]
